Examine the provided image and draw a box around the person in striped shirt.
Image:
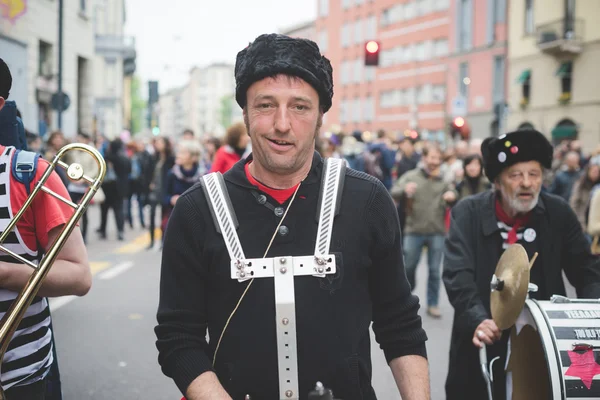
[0,58,92,399]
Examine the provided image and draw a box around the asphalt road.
[48,204,576,399]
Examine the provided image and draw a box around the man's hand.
[442,190,456,203]
[472,319,502,348]
[185,372,232,400]
[405,182,417,197]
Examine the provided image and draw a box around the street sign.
[451,95,467,117]
[51,92,70,112]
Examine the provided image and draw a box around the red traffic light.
[453,117,465,128]
[366,41,379,53]
[364,41,380,66]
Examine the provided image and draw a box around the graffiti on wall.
[0,0,27,23]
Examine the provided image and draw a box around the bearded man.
[155,34,429,400]
[442,129,600,399]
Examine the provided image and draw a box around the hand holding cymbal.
[490,244,538,330]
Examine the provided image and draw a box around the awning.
[516,69,531,84]
[551,125,577,140]
[556,61,572,77]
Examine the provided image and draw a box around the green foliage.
[219,94,233,130]
[130,75,146,134]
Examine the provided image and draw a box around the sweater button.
[279,225,289,236]
[274,207,284,217]
[257,194,267,205]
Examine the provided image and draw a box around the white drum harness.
[200,158,346,400]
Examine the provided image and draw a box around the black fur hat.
[481,129,553,182]
[234,33,334,113]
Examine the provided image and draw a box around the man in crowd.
[155,34,430,400]
[442,129,600,399]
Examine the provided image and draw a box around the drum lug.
[551,295,570,303]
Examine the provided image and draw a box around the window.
[494,0,506,23]
[340,99,348,124]
[524,0,534,35]
[492,55,505,103]
[432,85,446,103]
[365,66,376,81]
[355,0,364,5]
[434,0,450,10]
[38,41,53,77]
[416,0,432,15]
[459,62,469,98]
[342,0,352,9]
[352,98,361,122]
[353,59,363,83]
[365,15,377,39]
[318,30,329,53]
[565,0,576,38]
[556,61,572,96]
[319,0,329,17]
[364,97,374,122]
[434,39,448,57]
[418,84,433,104]
[354,20,363,45]
[341,23,351,47]
[458,0,473,51]
[341,61,351,84]
[80,0,86,12]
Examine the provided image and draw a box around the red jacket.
[209,145,249,174]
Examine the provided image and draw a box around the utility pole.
[57,0,64,129]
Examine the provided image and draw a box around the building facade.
[281,20,316,41]
[507,0,600,148]
[315,0,451,141]
[446,0,508,140]
[93,0,137,139]
[1,0,95,138]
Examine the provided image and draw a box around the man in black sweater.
[155,33,429,400]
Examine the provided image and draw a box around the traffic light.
[364,41,380,66]
[450,117,470,140]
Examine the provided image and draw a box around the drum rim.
[527,298,566,399]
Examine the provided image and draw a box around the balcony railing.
[536,18,584,55]
[95,35,137,59]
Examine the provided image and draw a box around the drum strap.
[200,158,345,400]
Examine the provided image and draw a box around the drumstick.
[528,252,539,270]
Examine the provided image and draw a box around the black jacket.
[442,190,600,399]
[155,152,427,400]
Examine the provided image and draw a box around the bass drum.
[505,297,600,400]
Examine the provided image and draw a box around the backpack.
[12,148,40,195]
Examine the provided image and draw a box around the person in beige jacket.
[391,143,457,318]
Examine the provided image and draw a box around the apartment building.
[507,0,600,148]
[446,0,508,139]
[0,0,95,138]
[93,0,137,139]
[315,0,451,140]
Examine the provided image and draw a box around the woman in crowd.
[162,140,202,231]
[570,156,600,234]
[454,154,491,201]
[147,136,174,249]
[209,122,250,173]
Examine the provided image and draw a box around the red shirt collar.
[244,162,299,204]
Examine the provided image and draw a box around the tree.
[219,94,233,130]
[130,75,146,134]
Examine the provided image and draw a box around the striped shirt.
[0,146,73,389]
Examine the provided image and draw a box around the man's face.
[496,161,543,214]
[423,149,442,171]
[243,74,322,175]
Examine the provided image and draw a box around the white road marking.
[49,296,77,312]
[98,261,135,280]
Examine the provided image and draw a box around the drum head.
[506,316,551,399]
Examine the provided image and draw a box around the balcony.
[536,18,584,56]
[95,35,137,59]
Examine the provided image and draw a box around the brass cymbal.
[490,244,531,330]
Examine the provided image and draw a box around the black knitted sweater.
[155,152,428,400]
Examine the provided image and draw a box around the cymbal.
[490,244,531,330]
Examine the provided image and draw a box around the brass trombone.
[0,143,106,398]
